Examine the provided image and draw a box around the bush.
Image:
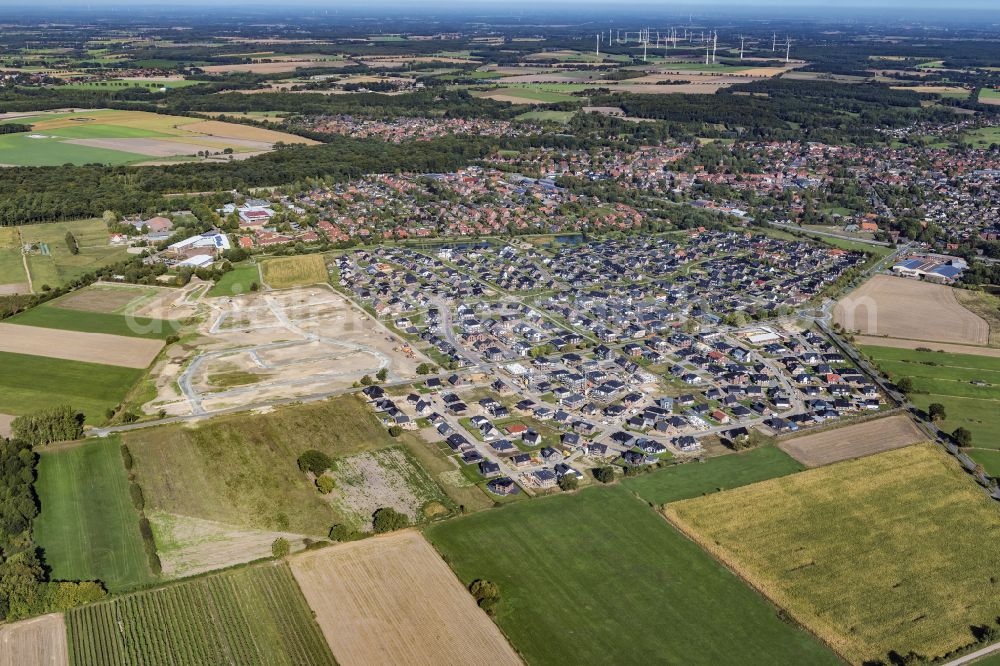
[315,475,335,494]
[329,524,358,542]
[952,427,973,447]
[557,474,578,491]
[297,449,333,475]
[120,444,133,470]
[388,425,403,437]
[928,403,947,422]
[469,579,501,616]
[372,507,409,533]
[271,537,290,558]
[592,466,615,483]
[128,483,144,511]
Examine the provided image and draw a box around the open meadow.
[206,263,260,296]
[622,445,804,505]
[34,437,155,592]
[65,562,334,666]
[125,396,412,536]
[665,444,1000,664]
[863,345,1000,450]
[261,254,329,288]
[834,274,989,346]
[290,531,522,666]
[0,351,144,424]
[0,109,316,166]
[14,218,130,291]
[425,485,840,666]
[778,414,926,466]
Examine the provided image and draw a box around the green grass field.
[0,133,145,166]
[666,444,1000,664]
[56,78,203,91]
[863,345,1000,449]
[207,264,261,297]
[515,110,575,123]
[425,485,839,666]
[8,303,179,339]
[125,396,400,535]
[261,255,328,289]
[977,87,1000,102]
[17,218,130,289]
[478,86,581,103]
[966,448,1000,478]
[0,351,144,424]
[66,562,334,666]
[34,437,154,592]
[963,126,1000,148]
[623,446,805,505]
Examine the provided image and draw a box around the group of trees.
[9,406,84,445]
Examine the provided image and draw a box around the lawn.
[207,263,261,297]
[124,395,399,535]
[666,444,1000,664]
[8,303,179,339]
[966,448,1000,478]
[261,254,328,289]
[65,562,334,666]
[863,345,1000,449]
[34,437,154,592]
[0,351,144,424]
[623,445,804,505]
[425,485,840,666]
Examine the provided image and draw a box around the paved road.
[943,641,1000,666]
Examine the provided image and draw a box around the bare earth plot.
[0,613,68,666]
[0,413,13,438]
[290,530,522,666]
[834,274,988,345]
[853,336,1000,358]
[779,414,926,467]
[0,323,163,368]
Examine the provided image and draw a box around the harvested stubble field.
[0,323,163,368]
[426,486,839,666]
[0,613,68,666]
[65,563,334,666]
[834,274,989,345]
[125,396,401,535]
[290,530,521,666]
[53,283,165,314]
[262,254,329,288]
[778,414,925,467]
[665,444,1000,665]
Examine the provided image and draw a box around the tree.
[297,449,333,475]
[469,579,501,616]
[315,475,335,494]
[10,406,84,445]
[359,375,373,386]
[64,231,79,255]
[329,524,357,542]
[388,425,403,437]
[952,427,973,447]
[557,474,579,491]
[372,507,409,533]
[592,466,615,483]
[416,362,434,375]
[927,403,947,422]
[896,376,914,395]
[271,538,290,558]
[376,368,388,382]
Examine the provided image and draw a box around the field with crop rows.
[66,563,334,666]
[261,255,328,289]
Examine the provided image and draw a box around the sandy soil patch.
[853,336,1000,358]
[0,414,14,439]
[149,510,310,578]
[290,530,522,666]
[0,613,68,666]
[0,283,30,295]
[0,323,163,368]
[779,414,925,467]
[834,274,989,345]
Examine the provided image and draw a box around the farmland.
[0,351,144,424]
[834,274,989,346]
[290,531,521,666]
[622,445,805,505]
[666,444,1000,664]
[425,485,840,666]
[0,323,164,368]
[8,303,179,339]
[65,563,334,666]
[778,414,926,466]
[54,283,167,315]
[863,345,1000,449]
[0,109,316,166]
[0,613,68,666]
[125,396,399,535]
[261,254,328,289]
[34,438,155,592]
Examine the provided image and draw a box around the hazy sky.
[0,0,996,7]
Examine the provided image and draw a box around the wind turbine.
[712,31,717,64]
[596,33,600,57]
[739,35,745,60]
[772,32,777,52]
[785,36,792,63]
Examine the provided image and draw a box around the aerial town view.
[0,0,998,664]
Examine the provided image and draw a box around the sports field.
[65,562,334,666]
[207,264,261,297]
[0,109,315,166]
[666,444,1000,664]
[125,396,398,535]
[622,445,804,505]
[0,351,144,424]
[261,255,328,289]
[291,531,521,666]
[34,438,154,592]
[863,345,1000,449]
[425,486,840,666]
[8,303,179,339]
